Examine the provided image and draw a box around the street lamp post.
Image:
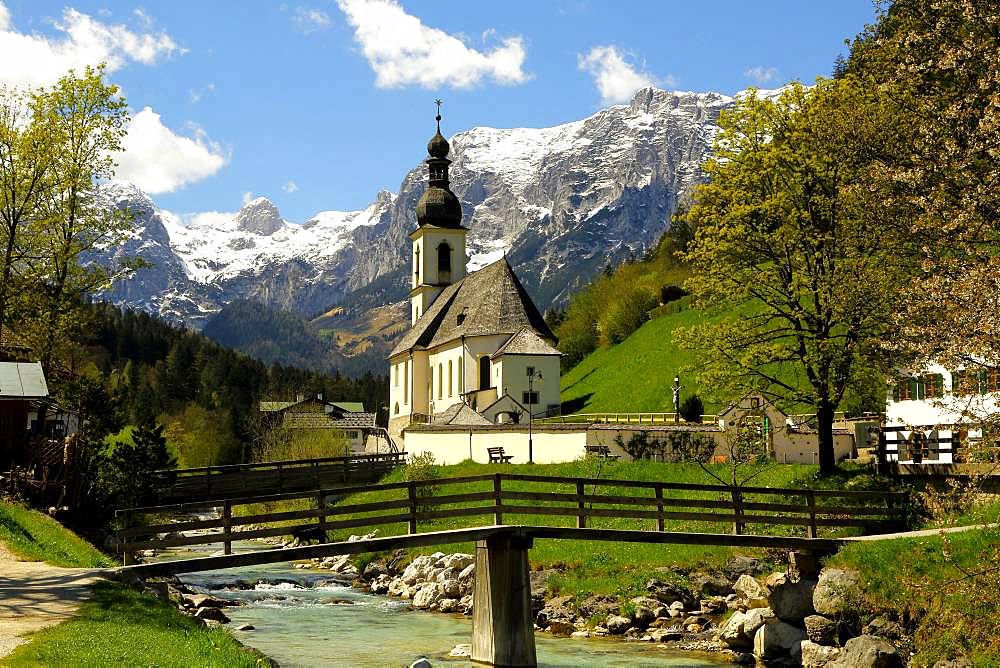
[527,368,543,464]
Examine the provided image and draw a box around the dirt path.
[0,544,104,658]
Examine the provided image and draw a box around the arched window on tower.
[414,248,420,286]
[437,241,451,283]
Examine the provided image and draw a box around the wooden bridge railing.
[116,472,909,564]
[150,452,408,503]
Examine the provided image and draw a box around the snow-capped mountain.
[101,86,735,329]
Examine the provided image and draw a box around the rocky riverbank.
[298,546,945,668]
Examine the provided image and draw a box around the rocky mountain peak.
[235,197,284,235]
[100,180,156,217]
[100,84,732,350]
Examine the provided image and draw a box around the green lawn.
[1,581,270,668]
[0,501,113,568]
[331,460,833,599]
[558,302,766,415]
[830,526,1000,666]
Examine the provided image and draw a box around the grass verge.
[0,500,113,568]
[1,581,270,668]
[830,525,1000,666]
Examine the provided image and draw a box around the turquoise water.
[165,543,729,667]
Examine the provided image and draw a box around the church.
[388,112,562,444]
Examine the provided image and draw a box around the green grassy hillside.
[0,501,112,568]
[559,304,730,415]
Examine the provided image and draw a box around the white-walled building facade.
[388,114,562,444]
[884,362,1000,463]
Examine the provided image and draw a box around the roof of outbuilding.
[0,362,48,400]
[492,327,561,358]
[433,402,492,426]
[259,401,298,412]
[330,401,365,413]
[390,257,555,357]
[281,412,376,430]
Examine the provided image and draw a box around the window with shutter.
[923,374,944,398]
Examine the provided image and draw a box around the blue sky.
[2,1,877,221]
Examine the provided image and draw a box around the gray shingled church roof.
[390,257,555,357]
[492,327,561,358]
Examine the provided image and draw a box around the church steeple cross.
[435,98,442,130]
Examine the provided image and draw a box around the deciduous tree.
[679,80,913,475]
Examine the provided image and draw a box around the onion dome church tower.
[409,101,468,324]
[387,103,561,446]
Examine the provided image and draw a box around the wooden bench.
[487,447,514,464]
[586,445,620,460]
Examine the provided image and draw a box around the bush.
[162,405,242,467]
[98,422,175,509]
[599,287,658,346]
[679,394,705,423]
[403,451,441,510]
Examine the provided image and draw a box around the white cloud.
[241,191,254,206]
[578,45,670,105]
[292,7,332,34]
[281,180,299,193]
[0,2,181,89]
[336,0,529,89]
[115,107,228,194]
[744,66,778,84]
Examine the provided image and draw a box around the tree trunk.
[816,399,836,476]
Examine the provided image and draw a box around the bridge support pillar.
[472,531,536,667]
[789,550,820,579]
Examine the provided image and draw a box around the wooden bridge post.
[472,530,537,667]
[407,482,418,534]
[806,490,818,539]
[493,474,503,525]
[222,501,233,556]
[731,486,745,535]
[317,491,327,539]
[655,484,665,532]
[121,509,134,566]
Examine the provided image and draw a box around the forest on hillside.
[92,302,386,467]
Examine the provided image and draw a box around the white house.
[884,362,1000,463]
[388,114,562,444]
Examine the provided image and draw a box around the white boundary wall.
[403,426,588,465]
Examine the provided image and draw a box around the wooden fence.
[151,452,407,503]
[117,473,909,564]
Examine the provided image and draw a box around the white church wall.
[410,351,430,416]
[403,425,588,465]
[389,356,409,419]
[498,354,562,417]
[427,341,465,414]
[461,335,511,392]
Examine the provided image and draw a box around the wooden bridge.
[116,473,907,667]
[150,452,407,503]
